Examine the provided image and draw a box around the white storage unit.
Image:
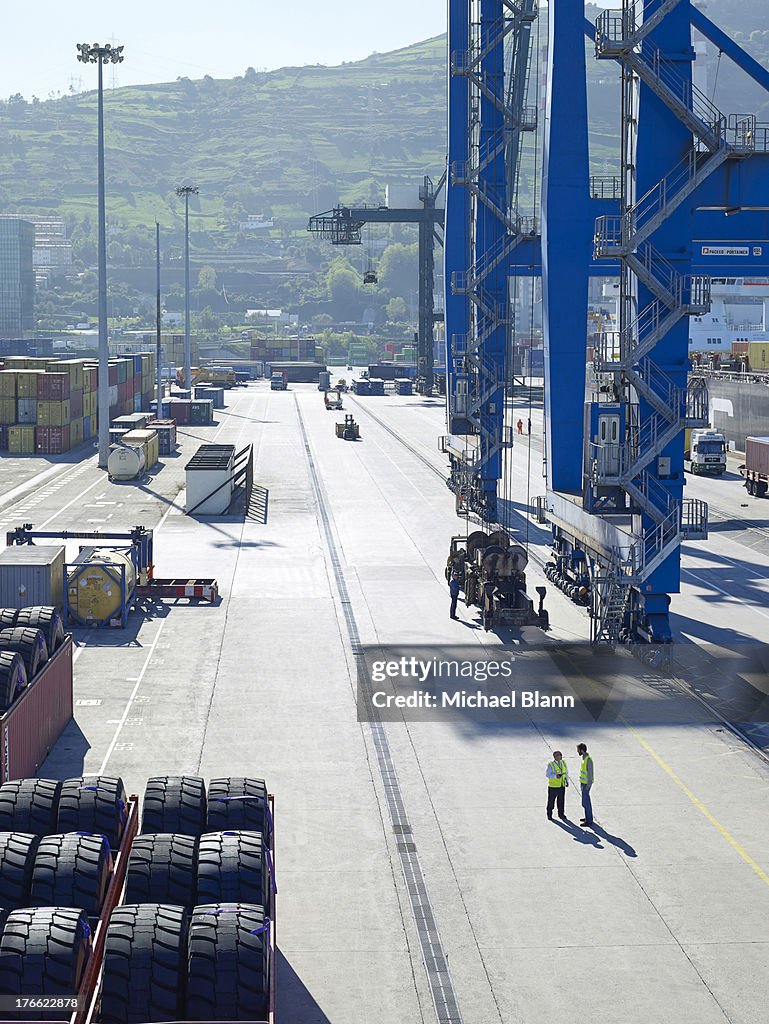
[385,184,422,210]
[185,444,235,514]
[108,443,146,481]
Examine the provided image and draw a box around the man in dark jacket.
[449,575,461,619]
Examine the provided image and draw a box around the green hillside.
[0,4,766,332]
[0,36,448,247]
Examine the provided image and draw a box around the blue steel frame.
[445,0,769,641]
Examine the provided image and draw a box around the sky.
[1,0,448,101]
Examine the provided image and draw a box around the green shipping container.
[37,400,71,427]
[8,425,35,454]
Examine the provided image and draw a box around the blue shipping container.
[133,354,143,374]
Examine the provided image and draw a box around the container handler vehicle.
[446,530,548,630]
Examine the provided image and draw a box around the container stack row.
[0,352,156,454]
[250,335,319,362]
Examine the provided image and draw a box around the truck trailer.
[740,436,769,496]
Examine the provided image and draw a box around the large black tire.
[0,779,61,835]
[0,833,39,910]
[196,831,268,908]
[30,833,111,918]
[0,907,91,1004]
[0,627,48,681]
[15,607,65,655]
[206,778,269,835]
[142,776,207,837]
[186,903,270,1020]
[0,652,27,713]
[124,834,198,908]
[0,610,18,629]
[56,775,127,850]
[101,904,188,1024]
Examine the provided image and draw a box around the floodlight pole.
[76,42,124,469]
[175,184,199,392]
[156,222,162,413]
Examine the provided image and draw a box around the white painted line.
[0,463,67,511]
[37,475,104,529]
[683,567,769,623]
[97,620,166,775]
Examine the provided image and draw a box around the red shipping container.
[108,364,118,386]
[38,372,71,400]
[746,437,769,476]
[70,389,83,419]
[36,424,71,454]
[169,400,190,423]
[0,639,73,783]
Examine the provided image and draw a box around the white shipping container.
[0,545,65,609]
[109,385,119,406]
[385,184,423,210]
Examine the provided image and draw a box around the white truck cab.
[685,428,727,475]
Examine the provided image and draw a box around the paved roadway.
[1,381,766,1023]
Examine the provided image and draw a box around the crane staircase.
[446,0,538,520]
[586,0,763,644]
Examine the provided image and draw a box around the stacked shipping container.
[0,353,156,454]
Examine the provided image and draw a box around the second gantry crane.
[308,177,444,393]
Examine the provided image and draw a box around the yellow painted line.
[626,723,769,889]
[557,648,769,889]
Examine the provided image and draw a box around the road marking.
[37,475,104,529]
[683,566,769,623]
[97,621,166,774]
[627,724,769,889]
[561,648,769,889]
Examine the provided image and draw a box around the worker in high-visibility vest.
[577,743,594,826]
[545,750,568,820]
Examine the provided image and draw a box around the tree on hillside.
[326,257,363,318]
[386,296,408,322]
[198,266,217,290]
[378,242,418,303]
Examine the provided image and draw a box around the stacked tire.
[99,775,272,1022]
[0,775,127,1012]
[0,606,66,715]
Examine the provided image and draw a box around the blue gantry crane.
[443,0,769,644]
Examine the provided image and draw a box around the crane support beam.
[542,0,592,495]
[445,0,471,428]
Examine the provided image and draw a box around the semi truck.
[684,427,727,475]
[740,436,769,497]
[270,369,288,391]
